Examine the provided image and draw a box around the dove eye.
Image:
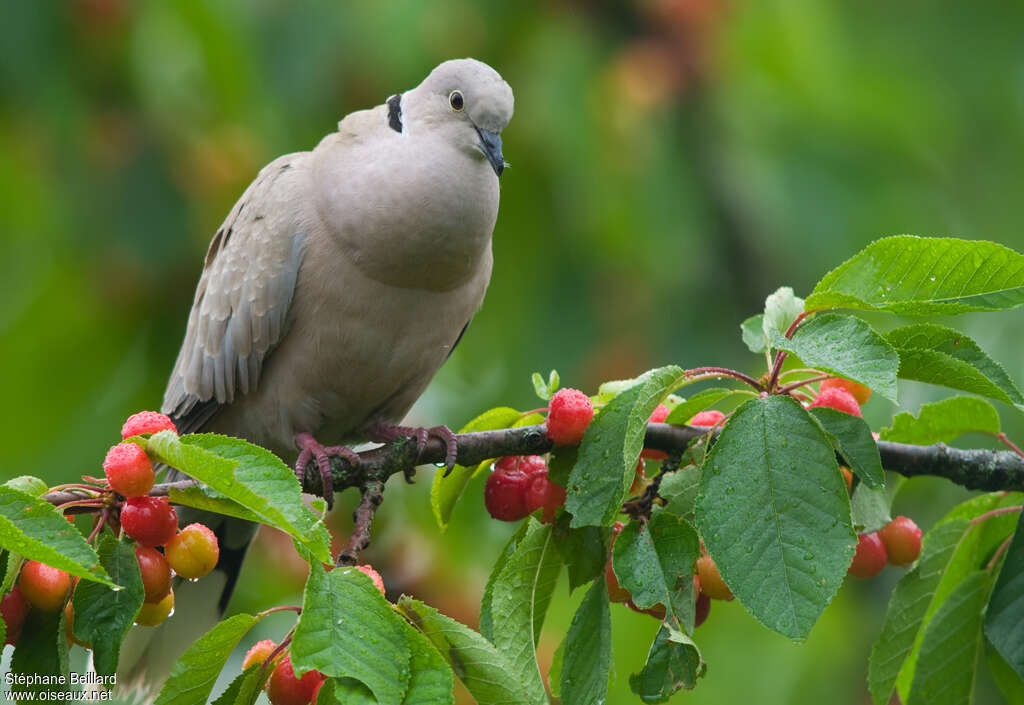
[449,90,465,111]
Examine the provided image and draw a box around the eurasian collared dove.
[119,57,513,692]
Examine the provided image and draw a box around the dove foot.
[294,432,361,508]
[364,423,459,478]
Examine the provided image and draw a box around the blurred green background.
[3,0,1024,702]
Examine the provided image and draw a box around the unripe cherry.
[878,516,922,566]
[696,555,733,601]
[19,561,72,612]
[136,589,174,626]
[165,523,220,579]
[243,639,280,672]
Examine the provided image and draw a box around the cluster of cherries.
[246,565,385,705]
[0,412,221,648]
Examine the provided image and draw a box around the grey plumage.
[120,58,513,693]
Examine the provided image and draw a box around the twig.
[336,480,385,566]
[683,367,762,391]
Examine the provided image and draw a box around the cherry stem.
[49,483,103,494]
[987,533,1015,572]
[262,633,294,676]
[87,509,109,544]
[58,499,105,513]
[766,311,815,392]
[682,367,762,392]
[776,374,833,396]
[970,505,1022,526]
[998,433,1024,460]
[257,605,302,618]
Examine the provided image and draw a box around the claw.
[364,423,459,475]
[294,433,361,509]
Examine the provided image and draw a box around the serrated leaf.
[72,534,145,675]
[147,432,331,563]
[400,619,456,705]
[552,516,606,591]
[10,608,68,700]
[479,521,528,642]
[560,578,611,705]
[396,597,535,705]
[612,513,699,632]
[886,323,1024,406]
[985,511,1024,680]
[807,235,1024,314]
[850,484,891,533]
[292,563,410,705]
[568,366,683,527]
[809,407,885,488]
[168,485,264,524]
[665,388,753,427]
[210,667,264,705]
[430,407,523,532]
[741,314,767,353]
[763,287,805,340]
[770,313,899,402]
[906,571,992,705]
[629,624,705,702]
[881,396,1002,445]
[869,493,1020,705]
[548,637,565,699]
[0,487,112,586]
[154,614,259,705]
[695,395,856,640]
[657,469,701,523]
[489,519,561,702]
[318,679,376,705]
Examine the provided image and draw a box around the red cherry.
[689,410,725,427]
[355,565,386,596]
[103,442,155,498]
[121,496,178,547]
[484,463,531,521]
[121,411,177,439]
[820,377,872,406]
[265,655,324,705]
[626,598,666,620]
[642,405,671,460]
[848,532,887,578]
[809,387,862,417]
[606,522,631,603]
[696,555,733,601]
[19,561,72,612]
[135,545,172,602]
[878,516,922,566]
[546,389,594,446]
[1,586,29,645]
[694,575,711,629]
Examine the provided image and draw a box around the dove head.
[404,58,513,176]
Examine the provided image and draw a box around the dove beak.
[475,128,505,177]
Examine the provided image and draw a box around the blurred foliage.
[2,0,1024,701]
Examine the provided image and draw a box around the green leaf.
[479,521,528,641]
[985,511,1024,679]
[168,485,264,524]
[741,314,767,354]
[988,646,1024,705]
[147,432,331,563]
[850,484,891,533]
[809,407,885,488]
[397,596,535,705]
[695,395,856,640]
[552,516,606,592]
[762,287,805,340]
[0,487,112,586]
[1,551,20,593]
[72,534,145,675]
[657,468,701,523]
[568,366,683,527]
[547,637,565,698]
[532,370,559,401]
[489,519,561,702]
[907,571,992,705]
[4,476,48,497]
[210,667,265,705]
[881,396,1001,445]
[770,313,899,402]
[629,625,705,701]
[886,323,1024,407]
[612,513,699,632]
[292,563,411,705]
[154,614,259,705]
[10,608,68,699]
[319,679,377,705]
[868,493,1019,705]
[430,407,523,532]
[807,235,1024,314]
[560,578,611,705]
[665,388,753,427]
[400,617,456,705]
